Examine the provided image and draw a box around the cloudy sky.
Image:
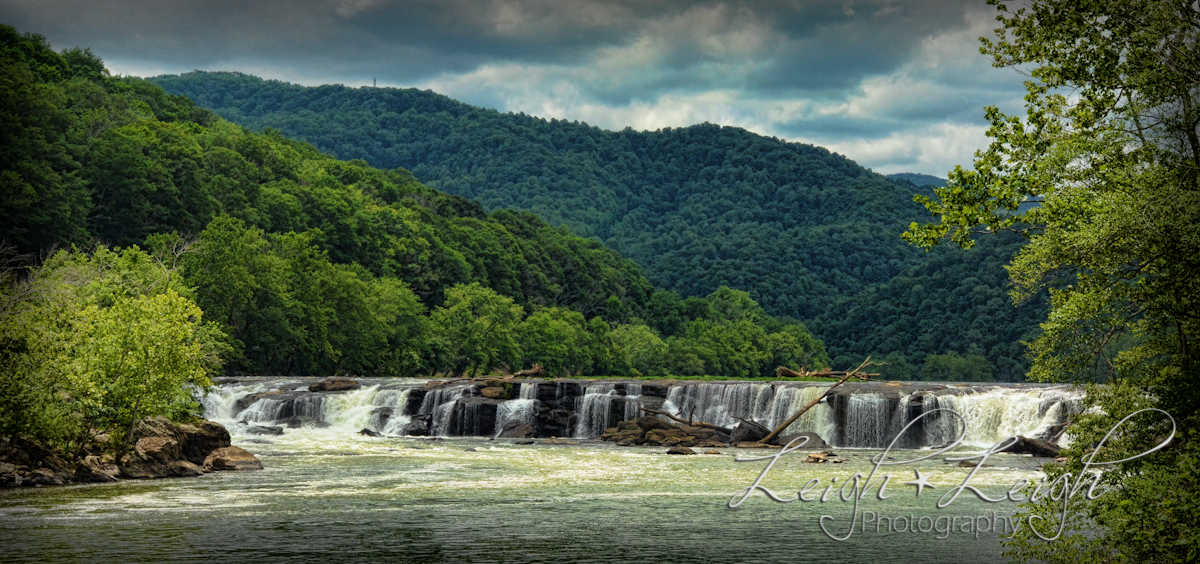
[2,0,1031,176]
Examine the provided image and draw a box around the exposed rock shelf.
[1,417,261,488]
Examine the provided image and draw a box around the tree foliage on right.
[906,0,1199,560]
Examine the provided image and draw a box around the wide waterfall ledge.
[202,378,1083,449]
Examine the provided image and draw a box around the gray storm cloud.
[0,0,1030,175]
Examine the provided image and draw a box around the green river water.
[1,428,1049,563]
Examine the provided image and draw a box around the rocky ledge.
[1,417,262,488]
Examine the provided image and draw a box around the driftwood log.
[510,364,543,378]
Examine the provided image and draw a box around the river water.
[1,428,1047,563]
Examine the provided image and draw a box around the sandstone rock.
[119,454,171,479]
[308,378,360,392]
[958,460,993,468]
[634,416,675,432]
[202,446,263,472]
[666,446,696,455]
[178,421,232,465]
[135,436,182,464]
[132,416,181,441]
[704,450,722,455]
[480,386,508,399]
[76,455,120,483]
[29,468,66,486]
[168,460,204,477]
[483,378,507,388]
[617,420,641,432]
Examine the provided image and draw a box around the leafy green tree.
[516,307,591,377]
[429,282,523,377]
[609,323,668,377]
[0,246,224,454]
[905,0,1200,560]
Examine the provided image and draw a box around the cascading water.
[494,383,540,437]
[202,378,1084,448]
[573,384,618,438]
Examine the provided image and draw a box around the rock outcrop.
[0,416,260,488]
[599,417,726,448]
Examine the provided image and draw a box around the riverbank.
[0,417,261,488]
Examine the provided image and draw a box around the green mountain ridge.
[150,71,1046,380]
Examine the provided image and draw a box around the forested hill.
[151,71,1047,380]
[152,72,934,320]
[4,24,843,381]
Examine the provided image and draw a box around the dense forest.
[151,71,1047,380]
[0,24,832,385]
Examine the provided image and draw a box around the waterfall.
[573,384,617,438]
[420,386,471,436]
[842,393,889,448]
[204,379,1084,448]
[494,383,540,437]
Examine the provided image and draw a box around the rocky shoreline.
[1,417,261,488]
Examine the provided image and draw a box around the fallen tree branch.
[761,357,881,444]
[638,407,726,430]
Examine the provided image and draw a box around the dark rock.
[398,416,431,436]
[634,416,675,432]
[29,468,67,486]
[359,428,383,437]
[497,420,536,439]
[704,450,722,455]
[308,378,360,392]
[119,453,171,479]
[958,460,993,468]
[464,448,477,452]
[730,421,769,444]
[772,432,827,449]
[280,416,329,429]
[202,446,263,472]
[515,440,536,445]
[243,425,285,436]
[999,436,1061,458]
[666,446,696,455]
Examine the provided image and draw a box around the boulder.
[734,441,779,448]
[666,446,696,455]
[704,450,722,455]
[359,428,382,437]
[178,421,232,465]
[243,425,284,436]
[480,386,508,399]
[771,432,827,449]
[202,446,264,472]
[483,378,507,388]
[132,416,181,441]
[730,421,769,444]
[135,436,182,464]
[308,379,360,392]
[497,420,536,439]
[999,436,1061,458]
[168,460,204,477]
[634,416,675,432]
[119,454,170,479]
[29,468,67,486]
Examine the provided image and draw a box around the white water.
[201,379,1083,448]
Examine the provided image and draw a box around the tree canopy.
[905,0,1200,560]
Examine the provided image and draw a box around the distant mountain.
[151,71,1045,378]
[886,172,948,187]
